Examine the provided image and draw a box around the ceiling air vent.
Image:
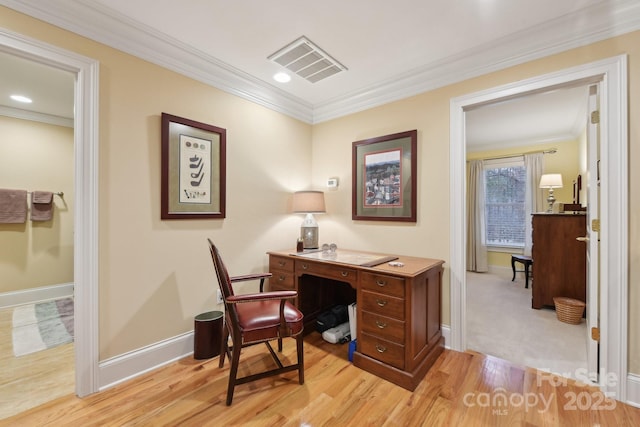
[268,36,347,83]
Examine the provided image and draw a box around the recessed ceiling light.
[10,94,32,103]
[273,72,291,83]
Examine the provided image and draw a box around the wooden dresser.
[267,249,444,391]
[531,214,587,309]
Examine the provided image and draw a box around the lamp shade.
[539,174,563,189]
[292,191,326,213]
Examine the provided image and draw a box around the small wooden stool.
[511,254,533,288]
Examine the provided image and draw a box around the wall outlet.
[216,289,223,304]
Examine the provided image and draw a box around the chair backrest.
[208,239,239,324]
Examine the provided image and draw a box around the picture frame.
[161,113,226,219]
[352,130,417,222]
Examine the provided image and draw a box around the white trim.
[450,55,628,400]
[0,283,74,309]
[441,324,451,349]
[99,332,195,391]
[0,105,73,127]
[1,1,640,123]
[0,28,100,398]
[627,374,640,408]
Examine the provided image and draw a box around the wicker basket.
[553,297,586,324]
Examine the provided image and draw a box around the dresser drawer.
[361,290,404,320]
[270,255,294,272]
[295,260,357,284]
[361,311,405,344]
[359,332,405,370]
[360,272,405,298]
[268,270,295,290]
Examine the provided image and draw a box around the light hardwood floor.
[0,305,74,420]
[2,332,639,426]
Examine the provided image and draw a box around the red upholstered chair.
[208,239,304,405]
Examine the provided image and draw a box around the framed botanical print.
[161,113,226,219]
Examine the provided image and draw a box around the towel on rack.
[0,189,28,223]
[31,191,54,221]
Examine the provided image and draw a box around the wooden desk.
[267,249,444,391]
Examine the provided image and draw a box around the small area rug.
[11,297,74,357]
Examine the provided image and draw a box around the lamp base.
[546,188,556,213]
[301,226,318,249]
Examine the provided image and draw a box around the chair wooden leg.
[226,337,242,406]
[219,323,230,368]
[296,334,304,385]
[278,337,283,352]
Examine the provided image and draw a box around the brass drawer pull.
[375,320,387,329]
[376,299,387,307]
[341,271,349,277]
[375,344,387,353]
[278,261,286,267]
[376,279,386,287]
[302,263,309,270]
[278,275,286,282]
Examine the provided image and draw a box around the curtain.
[466,160,488,272]
[523,153,544,256]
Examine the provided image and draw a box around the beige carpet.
[466,270,587,378]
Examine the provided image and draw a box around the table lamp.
[292,191,325,249]
[539,173,563,213]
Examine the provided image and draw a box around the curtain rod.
[467,147,557,162]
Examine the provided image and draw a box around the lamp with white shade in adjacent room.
[292,191,326,249]
[539,173,563,213]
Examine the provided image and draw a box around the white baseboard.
[95,322,640,409]
[442,324,451,349]
[98,324,451,391]
[0,283,74,309]
[626,373,640,408]
[98,331,195,391]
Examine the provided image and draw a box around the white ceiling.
[1,0,639,146]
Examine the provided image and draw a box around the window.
[483,158,526,248]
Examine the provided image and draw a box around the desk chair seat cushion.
[235,300,303,344]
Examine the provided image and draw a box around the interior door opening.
[450,55,628,400]
[463,82,597,380]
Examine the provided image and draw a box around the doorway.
[463,83,591,377]
[449,55,628,399]
[0,29,100,398]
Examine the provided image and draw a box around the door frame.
[449,55,628,399]
[0,28,100,396]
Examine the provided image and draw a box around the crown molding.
[0,104,73,127]
[0,0,314,122]
[2,0,640,124]
[313,0,640,122]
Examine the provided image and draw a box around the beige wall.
[0,7,312,359]
[0,116,74,292]
[467,138,581,268]
[312,33,640,374]
[1,7,638,374]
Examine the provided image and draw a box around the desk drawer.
[361,290,404,320]
[359,332,405,370]
[268,270,295,290]
[295,260,357,284]
[270,255,294,272]
[361,311,405,344]
[360,272,405,298]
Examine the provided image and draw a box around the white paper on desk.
[348,302,357,340]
